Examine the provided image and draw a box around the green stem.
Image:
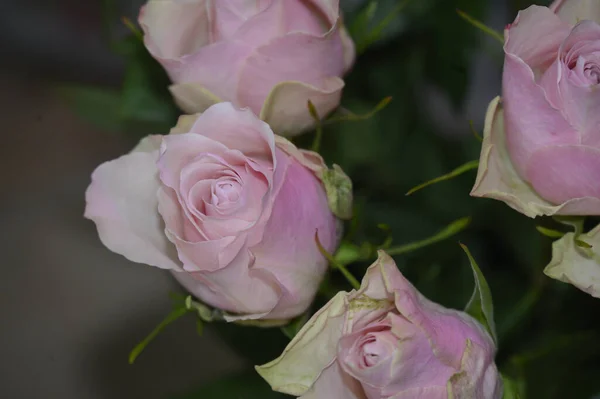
[456,9,504,44]
[316,233,361,290]
[386,217,471,256]
[128,307,188,364]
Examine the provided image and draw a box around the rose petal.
[505,5,571,71]
[250,157,338,319]
[372,251,496,372]
[503,52,577,176]
[188,102,276,164]
[169,83,221,115]
[544,224,600,298]
[388,386,449,399]
[157,186,244,271]
[237,28,346,117]
[172,247,284,315]
[555,22,600,143]
[260,78,344,136]
[526,144,600,206]
[550,0,600,26]
[139,0,211,61]
[470,97,600,217]
[256,292,349,396]
[299,362,365,399]
[84,135,181,270]
[448,340,503,399]
[158,133,229,190]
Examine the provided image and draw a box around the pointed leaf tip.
[460,243,497,343]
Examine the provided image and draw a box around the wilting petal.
[256,292,349,396]
[261,78,344,136]
[544,223,600,298]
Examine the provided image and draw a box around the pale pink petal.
[526,145,600,207]
[157,186,245,271]
[170,248,279,314]
[237,30,346,114]
[169,83,221,115]
[84,135,181,270]
[211,0,273,41]
[167,40,255,100]
[505,5,571,70]
[139,0,210,60]
[275,136,328,173]
[555,22,600,143]
[250,157,338,319]
[448,340,503,399]
[388,386,448,399]
[158,133,229,190]
[300,362,365,399]
[188,102,276,164]
[550,0,600,26]
[260,78,344,137]
[471,97,600,217]
[372,252,496,371]
[503,53,577,176]
[256,292,350,396]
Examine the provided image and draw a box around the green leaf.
[460,243,497,343]
[57,86,124,132]
[129,306,189,364]
[502,374,524,399]
[405,160,479,196]
[172,370,286,399]
[352,0,411,54]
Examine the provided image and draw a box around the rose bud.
[472,3,600,217]
[84,103,341,321]
[257,251,502,398]
[138,0,355,137]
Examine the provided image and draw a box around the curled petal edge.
[470,96,600,218]
[544,223,600,298]
[260,77,345,137]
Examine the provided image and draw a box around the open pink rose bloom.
[84,103,339,321]
[139,0,355,136]
[472,0,600,217]
[257,251,502,399]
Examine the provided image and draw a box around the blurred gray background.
[0,0,505,398]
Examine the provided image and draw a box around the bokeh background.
[2,0,599,398]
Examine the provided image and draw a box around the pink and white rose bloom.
[257,251,502,399]
[472,0,600,217]
[84,103,339,320]
[139,0,355,137]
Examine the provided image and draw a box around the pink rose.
[84,103,339,320]
[139,0,355,137]
[471,2,600,217]
[257,251,502,398]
